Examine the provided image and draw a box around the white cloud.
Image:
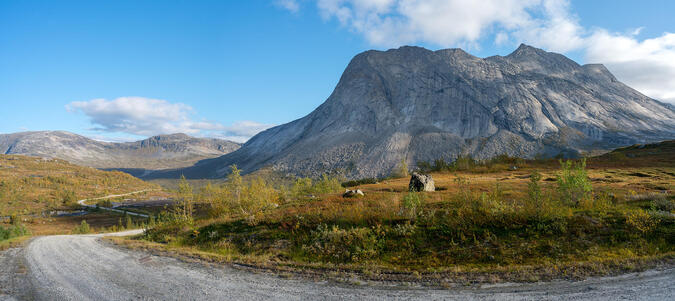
[276,0,300,13]
[283,0,675,104]
[512,0,585,52]
[67,97,274,142]
[584,31,675,103]
[313,0,552,48]
[85,134,140,143]
[216,121,275,143]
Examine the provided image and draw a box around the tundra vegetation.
[0,154,159,236]
[0,154,158,216]
[138,142,675,280]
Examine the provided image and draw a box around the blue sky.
[1,0,674,142]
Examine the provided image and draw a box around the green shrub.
[579,191,614,212]
[238,176,278,225]
[312,174,343,194]
[650,196,674,212]
[72,220,91,234]
[9,214,19,225]
[556,159,592,206]
[400,192,423,218]
[147,214,156,228]
[291,177,313,197]
[625,209,658,234]
[303,224,383,263]
[125,214,134,229]
[291,174,342,197]
[454,155,476,171]
[60,189,76,206]
[0,223,29,241]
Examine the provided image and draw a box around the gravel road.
[0,231,672,300]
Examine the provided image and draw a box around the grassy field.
[2,143,673,282]
[131,141,674,282]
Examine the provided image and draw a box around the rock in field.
[409,172,435,192]
[343,189,364,197]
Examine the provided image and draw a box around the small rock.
[343,189,365,197]
[409,172,435,192]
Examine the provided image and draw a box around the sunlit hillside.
[0,154,158,216]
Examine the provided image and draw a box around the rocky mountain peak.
[509,43,543,56]
[148,133,191,141]
[505,43,580,74]
[148,44,675,180]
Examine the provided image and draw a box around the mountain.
[0,131,240,173]
[149,44,675,179]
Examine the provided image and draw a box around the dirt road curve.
[77,190,154,218]
[1,231,673,300]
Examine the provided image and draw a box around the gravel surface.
[0,244,34,301]
[0,231,672,300]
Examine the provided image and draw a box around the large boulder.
[343,189,365,198]
[408,173,435,192]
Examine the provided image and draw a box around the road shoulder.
[0,241,35,300]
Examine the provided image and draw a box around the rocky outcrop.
[0,131,240,171]
[408,173,435,192]
[149,44,675,179]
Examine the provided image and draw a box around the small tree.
[313,174,342,194]
[291,177,313,198]
[9,213,19,226]
[61,189,76,206]
[526,171,545,217]
[556,159,592,206]
[125,214,134,229]
[239,176,277,224]
[227,165,243,205]
[392,157,409,178]
[147,214,156,228]
[177,175,194,220]
[73,220,90,234]
[528,171,543,203]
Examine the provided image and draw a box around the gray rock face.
[154,44,675,179]
[0,131,240,171]
[408,173,435,192]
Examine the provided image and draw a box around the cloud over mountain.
[66,97,272,142]
[279,0,675,103]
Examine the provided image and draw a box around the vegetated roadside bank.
[110,233,674,286]
[119,149,675,284]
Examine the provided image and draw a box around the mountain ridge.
[148,44,675,179]
[0,131,240,171]
[61,44,675,179]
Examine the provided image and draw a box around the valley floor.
[0,231,673,301]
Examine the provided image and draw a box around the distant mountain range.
[0,131,240,174]
[148,44,675,179]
